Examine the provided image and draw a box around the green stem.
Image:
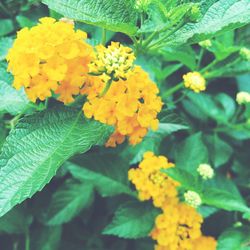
[197,48,204,70]
[101,28,107,45]
[99,78,113,97]
[162,82,184,99]
[148,20,185,50]
[25,229,30,250]
[142,22,175,49]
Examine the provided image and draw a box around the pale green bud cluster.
[236,92,250,105]
[197,164,214,180]
[199,39,212,49]
[184,191,202,208]
[240,47,250,61]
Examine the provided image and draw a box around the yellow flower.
[151,198,203,250]
[183,72,206,93]
[128,152,179,207]
[236,91,250,105]
[7,17,92,103]
[184,191,202,208]
[197,163,214,180]
[192,236,217,250]
[88,42,135,81]
[82,66,163,147]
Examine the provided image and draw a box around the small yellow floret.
[184,191,202,208]
[236,91,250,105]
[183,72,206,93]
[197,163,214,180]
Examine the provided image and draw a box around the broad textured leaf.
[0,106,112,217]
[66,153,133,197]
[202,188,250,213]
[0,80,29,115]
[166,0,250,47]
[45,181,94,225]
[175,132,208,172]
[103,201,159,239]
[42,0,138,35]
[217,227,250,250]
[0,37,13,61]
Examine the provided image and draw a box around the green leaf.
[204,134,233,168]
[175,132,208,173]
[0,37,13,61]
[160,46,196,70]
[0,205,32,234]
[217,227,250,250]
[162,168,201,191]
[44,181,94,225]
[16,15,36,28]
[30,225,62,250]
[166,0,250,47]
[0,106,112,217]
[66,153,133,197]
[183,92,226,123]
[202,188,250,213]
[0,19,14,37]
[103,201,159,239]
[42,0,138,35]
[0,80,29,115]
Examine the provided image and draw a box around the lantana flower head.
[152,198,203,250]
[88,42,135,81]
[7,17,92,103]
[184,191,202,208]
[197,163,214,180]
[183,71,206,93]
[128,152,179,207]
[83,66,163,147]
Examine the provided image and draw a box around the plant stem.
[162,82,184,99]
[147,20,185,50]
[25,229,30,250]
[197,48,204,70]
[99,78,113,97]
[102,28,107,45]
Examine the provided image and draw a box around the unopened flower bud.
[197,164,214,180]
[184,191,202,208]
[236,92,250,105]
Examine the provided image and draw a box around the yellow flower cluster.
[128,152,179,207]
[151,198,203,250]
[6,17,92,103]
[88,42,135,81]
[128,152,217,250]
[183,72,206,93]
[83,66,163,146]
